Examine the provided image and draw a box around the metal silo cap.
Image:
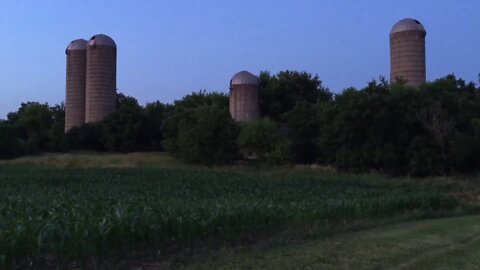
[89,34,117,48]
[230,71,259,86]
[391,18,426,34]
[66,39,88,54]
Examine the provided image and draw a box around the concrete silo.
[390,18,427,88]
[229,71,261,122]
[85,34,117,123]
[65,39,88,132]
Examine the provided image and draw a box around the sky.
[0,0,479,119]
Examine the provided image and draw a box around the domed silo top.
[230,71,258,86]
[88,34,117,48]
[66,39,87,54]
[391,18,426,34]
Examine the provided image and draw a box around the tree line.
[1,71,480,176]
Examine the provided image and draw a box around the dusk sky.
[1,0,479,119]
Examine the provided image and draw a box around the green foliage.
[0,124,21,159]
[319,81,402,172]
[1,102,65,156]
[64,93,171,153]
[177,105,238,165]
[64,123,105,152]
[47,104,66,152]
[163,91,238,165]
[103,94,145,152]
[263,139,291,166]
[284,101,322,164]
[0,166,459,267]
[318,75,480,175]
[259,70,332,120]
[162,91,228,153]
[12,103,52,153]
[237,118,290,164]
[3,73,480,176]
[142,101,170,151]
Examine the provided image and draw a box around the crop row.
[0,166,458,268]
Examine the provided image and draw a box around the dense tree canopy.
[1,72,480,176]
[1,102,65,156]
[259,70,332,120]
[237,118,290,165]
[318,75,480,175]
[162,91,238,165]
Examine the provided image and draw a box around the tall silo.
[85,34,117,123]
[65,39,88,132]
[390,18,427,88]
[229,71,260,122]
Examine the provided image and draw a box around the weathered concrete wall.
[390,30,426,88]
[65,48,87,131]
[229,84,260,122]
[85,45,117,123]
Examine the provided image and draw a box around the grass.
[0,152,478,269]
[174,214,480,270]
[0,152,181,169]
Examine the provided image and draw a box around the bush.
[64,123,105,152]
[237,118,291,164]
[0,125,22,159]
[163,91,238,165]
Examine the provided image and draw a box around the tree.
[0,124,22,159]
[318,80,416,173]
[47,103,65,151]
[142,101,170,151]
[419,102,454,175]
[237,118,290,165]
[10,102,54,154]
[175,105,238,164]
[64,123,105,152]
[2,72,480,176]
[163,91,237,165]
[284,101,320,164]
[260,70,331,121]
[103,94,145,152]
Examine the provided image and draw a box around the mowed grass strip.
[0,165,459,268]
[0,152,180,169]
[176,215,480,270]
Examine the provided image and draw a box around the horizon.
[1,0,479,119]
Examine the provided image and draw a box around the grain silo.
[65,39,87,132]
[390,18,427,88]
[85,34,117,123]
[229,71,260,122]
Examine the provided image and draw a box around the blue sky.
[0,0,479,118]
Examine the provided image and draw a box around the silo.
[85,34,117,123]
[390,18,426,88]
[65,39,88,132]
[229,71,260,122]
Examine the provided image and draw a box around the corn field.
[0,166,458,268]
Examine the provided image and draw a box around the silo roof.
[231,71,258,85]
[391,18,426,34]
[66,39,88,51]
[89,34,117,48]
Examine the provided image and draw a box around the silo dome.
[390,18,427,88]
[229,71,260,122]
[88,34,117,48]
[230,71,259,86]
[66,39,88,52]
[390,18,426,34]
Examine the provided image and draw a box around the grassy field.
[0,152,181,169]
[177,214,480,270]
[0,153,478,269]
